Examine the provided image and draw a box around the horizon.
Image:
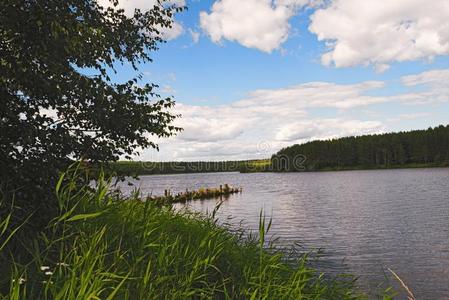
[108,0,449,162]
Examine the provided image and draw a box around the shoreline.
[113,162,449,176]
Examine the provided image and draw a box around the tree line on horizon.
[272,124,449,171]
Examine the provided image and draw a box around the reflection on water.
[117,168,449,299]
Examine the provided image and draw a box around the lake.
[117,168,449,299]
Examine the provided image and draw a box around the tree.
[0,0,183,223]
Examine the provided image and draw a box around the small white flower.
[45,271,53,276]
[13,278,26,285]
[56,262,69,267]
[42,280,54,284]
[40,266,50,271]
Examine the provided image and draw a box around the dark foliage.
[272,125,449,171]
[0,0,183,226]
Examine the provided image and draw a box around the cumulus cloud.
[200,0,449,67]
[97,0,185,40]
[199,0,310,52]
[173,104,256,143]
[159,21,184,41]
[309,0,449,71]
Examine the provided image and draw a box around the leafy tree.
[0,0,183,223]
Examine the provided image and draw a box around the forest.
[272,124,449,171]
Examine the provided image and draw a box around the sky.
[108,0,449,161]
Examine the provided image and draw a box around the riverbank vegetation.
[0,171,381,299]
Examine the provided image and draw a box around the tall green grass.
[0,169,394,299]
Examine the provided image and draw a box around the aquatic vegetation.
[147,184,242,204]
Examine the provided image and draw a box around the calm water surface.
[118,168,449,299]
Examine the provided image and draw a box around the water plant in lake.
[147,184,242,204]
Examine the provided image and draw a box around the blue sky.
[107,0,449,161]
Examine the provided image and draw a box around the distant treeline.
[272,125,449,171]
[105,159,271,176]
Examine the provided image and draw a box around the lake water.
[117,168,449,299]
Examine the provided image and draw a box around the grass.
[0,169,395,299]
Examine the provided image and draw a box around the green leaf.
[67,212,103,222]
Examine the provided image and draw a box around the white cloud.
[309,0,449,71]
[97,0,185,40]
[236,80,388,109]
[173,104,255,143]
[401,68,449,87]
[159,21,184,41]
[189,29,201,44]
[158,141,275,161]
[399,69,449,104]
[387,112,431,123]
[98,0,185,12]
[161,85,176,94]
[199,0,310,52]
[374,64,390,74]
[275,119,383,141]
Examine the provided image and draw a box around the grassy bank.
[0,172,392,299]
